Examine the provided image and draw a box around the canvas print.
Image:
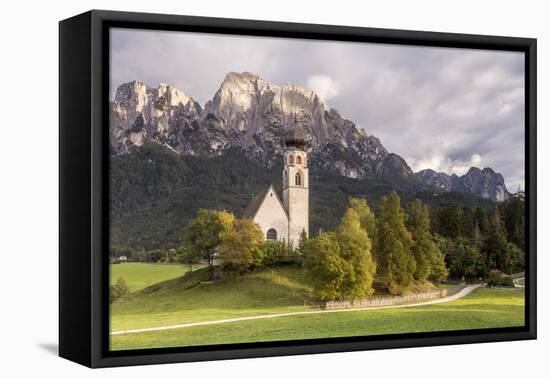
[108,28,526,351]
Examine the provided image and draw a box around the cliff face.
[110,72,509,200]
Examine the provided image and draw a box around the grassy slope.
[111,265,317,331]
[110,263,203,292]
[111,288,524,350]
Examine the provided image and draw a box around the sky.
[110,28,525,191]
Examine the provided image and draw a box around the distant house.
[243,129,309,246]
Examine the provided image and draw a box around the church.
[242,129,309,246]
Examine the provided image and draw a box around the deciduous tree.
[336,208,376,299]
[219,218,264,273]
[185,209,235,278]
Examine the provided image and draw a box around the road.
[111,284,481,336]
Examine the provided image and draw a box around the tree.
[375,192,416,294]
[443,237,487,281]
[482,207,513,273]
[348,197,376,239]
[406,200,448,282]
[218,218,264,273]
[185,209,235,278]
[177,245,202,272]
[435,203,462,239]
[297,229,310,256]
[304,232,346,300]
[336,208,376,299]
[110,277,130,304]
[500,192,525,251]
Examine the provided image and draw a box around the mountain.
[110,72,420,187]
[110,72,508,200]
[110,142,494,253]
[415,168,510,201]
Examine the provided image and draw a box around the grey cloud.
[110,28,525,191]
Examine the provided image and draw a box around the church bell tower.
[283,128,309,246]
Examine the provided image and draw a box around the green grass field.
[111,265,316,331]
[110,265,524,351]
[110,262,203,292]
[111,288,524,350]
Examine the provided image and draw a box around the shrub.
[110,277,130,303]
[487,269,514,287]
[262,240,299,266]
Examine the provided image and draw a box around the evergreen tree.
[436,203,462,239]
[444,237,487,281]
[482,207,514,273]
[375,192,416,294]
[406,199,447,282]
[297,229,310,256]
[110,277,130,304]
[500,192,525,251]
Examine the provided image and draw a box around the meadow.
[110,262,203,292]
[111,288,524,350]
[110,264,524,350]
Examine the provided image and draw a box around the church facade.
[243,129,309,246]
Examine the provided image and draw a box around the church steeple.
[283,128,309,245]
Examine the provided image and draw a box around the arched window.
[289,155,294,164]
[266,228,277,240]
[295,172,302,186]
[284,155,287,164]
[296,155,302,165]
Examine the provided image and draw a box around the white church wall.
[253,187,289,242]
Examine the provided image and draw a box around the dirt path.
[111,284,481,336]
[513,277,525,288]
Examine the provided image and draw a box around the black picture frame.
[59,9,537,368]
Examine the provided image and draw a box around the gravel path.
[513,277,525,288]
[111,284,481,336]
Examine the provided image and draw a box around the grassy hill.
[110,263,203,292]
[111,265,317,332]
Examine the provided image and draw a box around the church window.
[295,172,302,186]
[284,155,287,164]
[266,228,277,240]
[289,155,294,164]
[296,155,302,164]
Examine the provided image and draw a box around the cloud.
[408,153,483,176]
[110,29,525,190]
[306,75,340,102]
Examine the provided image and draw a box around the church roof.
[284,128,309,150]
[243,185,287,219]
[242,187,271,219]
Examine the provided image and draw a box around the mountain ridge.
[110,72,510,201]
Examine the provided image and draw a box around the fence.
[322,289,448,310]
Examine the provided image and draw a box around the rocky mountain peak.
[157,83,193,107]
[416,166,510,201]
[110,73,511,201]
